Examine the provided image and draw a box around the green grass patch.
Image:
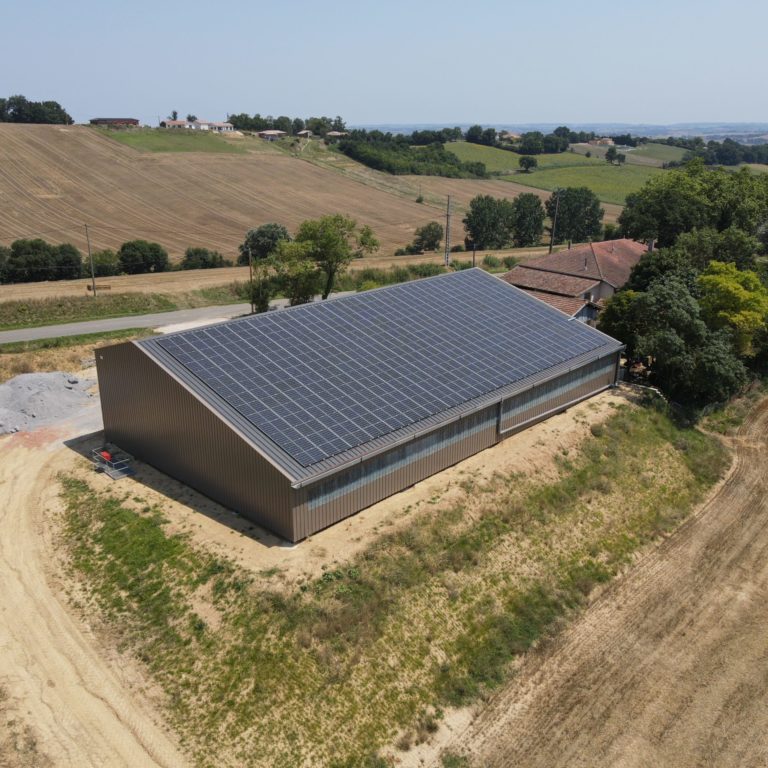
[501,163,663,205]
[629,143,687,164]
[0,327,154,354]
[448,141,599,173]
[58,400,730,766]
[95,127,246,154]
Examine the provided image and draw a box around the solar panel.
[152,270,614,468]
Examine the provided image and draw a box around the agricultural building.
[501,239,647,321]
[96,269,623,542]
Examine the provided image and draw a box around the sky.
[1,0,767,126]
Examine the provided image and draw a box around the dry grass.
[57,398,728,767]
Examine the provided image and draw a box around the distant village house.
[161,119,234,133]
[257,129,287,141]
[588,137,615,146]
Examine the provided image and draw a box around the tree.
[238,224,290,266]
[511,193,545,247]
[56,243,83,280]
[597,290,642,356]
[0,94,72,124]
[273,115,292,134]
[0,245,9,283]
[697,261,768,356]
[519,132,544,155]
[465,125,484,144]
[2,239,82,283]
[91,249,119,277]
[605,146,618,164]
[519,155,537,173]
[292,117,306,135]
[625,247,698,293]
[675,226,758,272]
[545,187,604,244]
[463,195,516,249]
[412,221,444,252]
[271,240,320,306]
[294,215,379,299]
[169,110,178,121]
[617,153,626,165]
[181,247,227,270]
[117,240,169,274]
[186,114,197,122]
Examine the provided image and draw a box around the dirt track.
[432,398,768,767]
[0,416,187,767]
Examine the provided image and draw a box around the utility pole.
[248,245,255,314]
[85,224,96,297]
[548,189,561,254]
[472,241,476,268]
[444,195,451,267]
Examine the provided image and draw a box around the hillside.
[0,126,621,261]
[447,141,664,204]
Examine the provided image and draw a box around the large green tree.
[412,221,444,252]
[2,239,82,283]
[238,223,290,266]
[519,155,537,173]
[117,240,168,275]
[463,195,516,249]
[675,226,759,272]
[294,214,379,299]
[511,193,545,247]
[271,241,320,306]
[545,187,604,244]
[697,261,768,356]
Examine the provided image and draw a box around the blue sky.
[1,0,766,125]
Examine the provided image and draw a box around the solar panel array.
[154,270,613,467]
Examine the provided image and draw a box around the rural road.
[0,406,189,767]
[434,398,768,767]
[0,292,356,344]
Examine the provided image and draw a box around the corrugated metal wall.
[292,352,620,539]
[96,342,296,540]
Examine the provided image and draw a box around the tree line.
[599,160,768,413]
[338,131,487,178]
[0,94,73,124]
[0,239,231,284]
[226,113,346,136]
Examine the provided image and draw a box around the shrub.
[451,244,465,253]
[482,254,501,268]
[181,247,228,270]
[91,249,119,277]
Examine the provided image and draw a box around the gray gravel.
[0,372,95,434]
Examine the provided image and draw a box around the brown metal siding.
[291,352,620,539]
[291,405,498,540]
[96,342,295,540]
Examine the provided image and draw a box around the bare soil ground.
[0,416,188,767]
[0,125,562,263]
[421,398,768,768]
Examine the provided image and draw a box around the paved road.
[0,293,355,344]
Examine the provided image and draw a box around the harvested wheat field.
[0,124,552,260]
[415,398,768,768]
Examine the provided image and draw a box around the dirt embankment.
[427,398,768,768]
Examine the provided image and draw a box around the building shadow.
[63,430,294,550]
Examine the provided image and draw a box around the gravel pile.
[0,372,95,434]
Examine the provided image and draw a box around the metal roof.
[137,269,622,487]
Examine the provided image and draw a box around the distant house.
[499,131,521,142]
[500,239,647,322]
[325,130,349,138]
[257,129,287,141]
[589,137,615,146]
[89,117,139,127]
[161,119,234,132]
[296,129,313,138]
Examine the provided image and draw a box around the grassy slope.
[629,143,687,163]
[0,285,246,330]
[59,402,728,767]
[448,141,598,173]
[501,163,661,205]
[94,127,247,154]
[0,328,155,382]
[446,141,662,204]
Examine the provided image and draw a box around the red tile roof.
[524,291,591,316]
[500,265,600,297]
[521,239,647,288]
